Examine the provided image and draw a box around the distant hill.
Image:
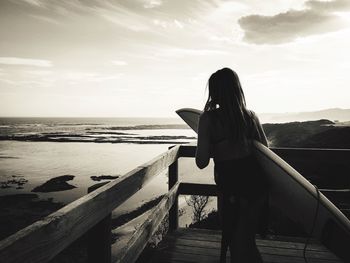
[263,119,350,148]
[259,108,350,123]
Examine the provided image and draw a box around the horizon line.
[0,107,349,119]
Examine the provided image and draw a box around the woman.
[195,68,268,263]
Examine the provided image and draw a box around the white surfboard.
[176,107,350,262]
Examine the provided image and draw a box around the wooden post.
[87,182,111,263]
[168,146,179,231]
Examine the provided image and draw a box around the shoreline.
[0,134,196,145]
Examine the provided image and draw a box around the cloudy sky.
[0,0,350,117]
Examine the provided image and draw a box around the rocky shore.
[32,175,76,193]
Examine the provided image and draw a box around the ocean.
[0,117,215,224]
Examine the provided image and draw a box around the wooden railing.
[0,145,181,263]
[0,144,350,263]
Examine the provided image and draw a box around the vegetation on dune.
[263,119,350,149]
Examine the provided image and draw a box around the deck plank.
[147,228,343,263]
[173,228,327,251]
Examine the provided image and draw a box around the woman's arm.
[195,112,211,169]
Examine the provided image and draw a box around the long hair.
[204,67,251,141]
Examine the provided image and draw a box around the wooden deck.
[148,228,343,263]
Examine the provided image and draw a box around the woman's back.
[206,109,267,162]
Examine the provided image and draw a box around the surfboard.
[176,108,202,133]
[176,107,350,262]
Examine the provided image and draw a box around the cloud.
[29,14,62,25]
[305,0,350,11]
[174,19,184,29]
[238,0,350,44]
[5,0,211,31]
[152,19,185,29]
[24,69,53,75]
[0,57,52,67]
[20,0,44,7]
[155,48,229,58]
[51,71,124,83]
[112,60,128,66]
[142,0,163,9]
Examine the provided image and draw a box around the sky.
[0,0,350,117]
